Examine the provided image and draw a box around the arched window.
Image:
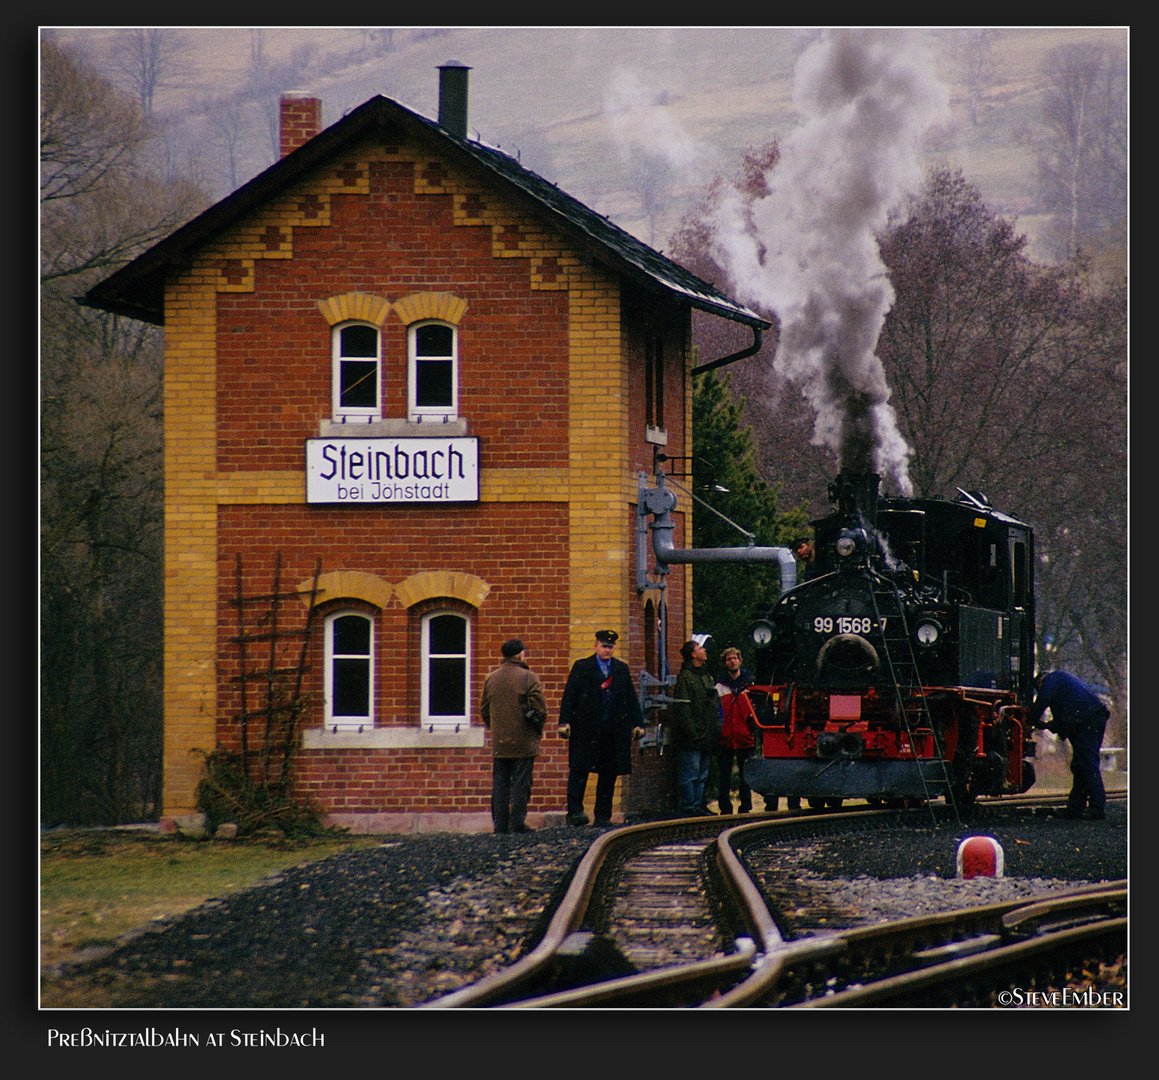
[332,322,381,421]
[420,610,470,728]
[408,321,458,422]
[324,610,374,730]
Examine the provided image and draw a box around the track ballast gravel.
[45,801,1125,1008]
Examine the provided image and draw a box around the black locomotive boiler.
[742,471,1037,809]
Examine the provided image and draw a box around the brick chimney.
[279,92,322,158]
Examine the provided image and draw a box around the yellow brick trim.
[394,570,491,609]
[215,468,567,504]
[218,471,304,503]
[316,292,393,327]
[162,268,219,817]
[479,468,565,501]
[392,291,469,326]
[297,570,393,610]
[566,267,632,660]
[215,259,255,292]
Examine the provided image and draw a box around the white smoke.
[605,68,702,174]
[604,69,704,244]
[712,29,949,495]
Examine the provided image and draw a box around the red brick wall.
[206,127,694,823]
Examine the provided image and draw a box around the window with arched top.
[324,610,374,730]
[332,322,381,421]
[420,610,470,729]
[408,321,458,422]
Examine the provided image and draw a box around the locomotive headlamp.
[751,620,774,647]
[915,619,942,646]
[836,535,857,558]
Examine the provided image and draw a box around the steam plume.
[712,29,948,494]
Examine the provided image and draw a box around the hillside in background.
[46,26,1127,261]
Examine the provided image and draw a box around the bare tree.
[1033,43,1127,259]
[878,170,1125,717]
[200,94,256,193]
[41,40,207,824]
[670,159,1126,727]
[108,27,192,114]
[944,28,1000,126]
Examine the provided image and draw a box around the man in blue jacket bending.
[1029,670,1111,820]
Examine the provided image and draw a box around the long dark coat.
[558,654,643,776]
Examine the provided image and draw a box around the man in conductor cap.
[558,629,645,827]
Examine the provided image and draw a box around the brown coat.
[480,657,547,758]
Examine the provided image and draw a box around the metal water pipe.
[637,471,798,587]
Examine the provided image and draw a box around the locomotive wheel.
[825,798,843,809]
[807,797,826,810]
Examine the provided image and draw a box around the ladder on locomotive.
[865,576,960,820]
[868,578,923,692]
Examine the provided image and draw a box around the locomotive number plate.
[813,616,880,635]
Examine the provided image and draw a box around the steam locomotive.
[741,471,1037,809]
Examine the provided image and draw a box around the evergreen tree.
[689,371,807,663]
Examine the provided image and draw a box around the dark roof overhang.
[82,95,770,335]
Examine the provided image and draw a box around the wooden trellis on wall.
[230,552,322,793]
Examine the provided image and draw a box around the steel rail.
[422,807,838,1009]
[798,912,1127,1008]
[420,815,734,1008]
[423,796,1124,1009]
[708,881,1126,1008]
[499,816,804,1008]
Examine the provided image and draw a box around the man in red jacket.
[715,647,756,814]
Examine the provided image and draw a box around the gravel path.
[42,801,1126,1009]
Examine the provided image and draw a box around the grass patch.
[40,828,380,983]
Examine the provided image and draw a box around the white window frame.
[332,321,382,422]
[323,610,374,731]
[420,609,471,730]
[407,320,458,423]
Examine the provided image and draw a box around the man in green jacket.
[671,634,720,816]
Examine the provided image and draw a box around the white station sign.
[306,438,479,504]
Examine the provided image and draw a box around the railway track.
[423,794,1127,1009]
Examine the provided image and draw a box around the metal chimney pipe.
[438,61,471,139]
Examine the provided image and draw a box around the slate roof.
[82,94,769,331]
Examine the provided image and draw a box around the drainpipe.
[692,324,763,376]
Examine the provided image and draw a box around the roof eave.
[81,95,769,332]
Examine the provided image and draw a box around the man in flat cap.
[480,638,547,833]
[558,629,644,827]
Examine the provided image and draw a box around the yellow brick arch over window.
[296,570,393,610]
[316,292,393,326]
[392,292,469,326]
[394,570,490,609]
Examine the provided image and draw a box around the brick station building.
[84,65,767,832]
